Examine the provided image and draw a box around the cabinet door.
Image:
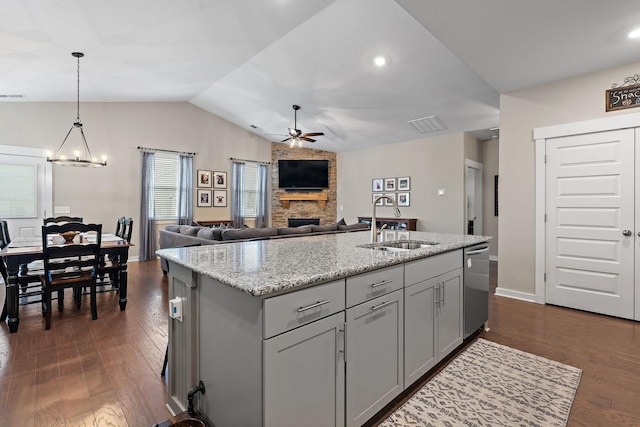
[404,277,437,386]
[346,290,403,427]
[436,268,463,360]
[263,312,345,427]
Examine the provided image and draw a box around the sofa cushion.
[196,227,215,240]
[222,227,278,241]
[311,224,338,233]
[338,223,370,231]
[180,225,202,236]
[165,224,182,233]
[211,227,224,241]
[277,226,313,235]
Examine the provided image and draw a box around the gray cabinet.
[264,312,345,427]
[345,289,404,427]
[436,268,463,360]
[404,251,463,387]
[404,276,437,386]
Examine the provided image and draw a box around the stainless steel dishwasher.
[463,243,490,338]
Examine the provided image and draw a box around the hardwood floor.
[1,260,639,426]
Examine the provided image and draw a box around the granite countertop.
[156,230,490,297]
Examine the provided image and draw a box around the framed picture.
[197,189,212,207]
[213,190,227,207]
[384,177,396,192]
[197,170,212,188]
[383,193,395,206]
[213,171,227,188]
[397,192,410,207]
[372,178,384,192]
[398,177,411,191]
[383,230,397,242]
[372,193,384,205]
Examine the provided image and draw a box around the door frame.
[464,159,483,235]
[533,112,640,307]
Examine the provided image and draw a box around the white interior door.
[636,128,640,321]
[0,145,52,238]
[546,129,635,319]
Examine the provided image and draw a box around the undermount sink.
[359,240,437,253]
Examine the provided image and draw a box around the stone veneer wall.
[271,143,337,227]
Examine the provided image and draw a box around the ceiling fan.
[281,105,324,147]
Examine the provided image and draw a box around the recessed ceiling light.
[629,28,640,39]
[373,55,387,67]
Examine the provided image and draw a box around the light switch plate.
[437,189,446,196]
[54,206,71,214]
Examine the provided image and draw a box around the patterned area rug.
[380,338,582,427]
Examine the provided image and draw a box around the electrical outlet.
[54,206,71,214]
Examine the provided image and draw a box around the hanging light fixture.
[47,52,107,167]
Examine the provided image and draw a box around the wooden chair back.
[115,217,133,242]
[43,216,83,224]
[40,222,102,330]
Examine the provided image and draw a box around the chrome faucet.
[371,195,401,243]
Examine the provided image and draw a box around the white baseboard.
[129,256,139,262]
[489,255,498,262]
[494,287,538,303]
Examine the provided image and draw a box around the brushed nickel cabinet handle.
[297,299,331,312]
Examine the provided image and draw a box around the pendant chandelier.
[47,52,107,167]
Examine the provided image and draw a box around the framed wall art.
[372,193,384,205]
[372,178,383,192]
[213,171,227,188]
[397,192,410,207]
[213,190,227,207]
[384,177,396,192]
[197,189,212,207]
[197,170,212,188]
[397,176,410,191]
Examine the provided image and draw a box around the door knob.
[622,229,632,236]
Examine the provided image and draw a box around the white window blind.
[242,163,258,217]
[154,154,179,219]
[0,163,37,218]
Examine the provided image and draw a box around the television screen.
[278,160,329,190]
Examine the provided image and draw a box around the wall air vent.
[0,94,25,99]
[408,115,447,134]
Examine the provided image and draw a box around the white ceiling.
[2,0,640,152]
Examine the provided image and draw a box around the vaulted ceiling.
[2,0,640,151]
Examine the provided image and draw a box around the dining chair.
[43,216,83,224]
[40,222,102,330]
[0,220,10,322]
[100,217,134,287]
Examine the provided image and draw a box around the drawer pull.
[297,299,331,313]
[370,300,395,312]
[371,279,392,288]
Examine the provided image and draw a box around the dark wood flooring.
[1,260,639,426]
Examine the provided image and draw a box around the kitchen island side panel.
[198,274,264,427]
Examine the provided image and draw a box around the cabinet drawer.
[405,250,461,287]
[346,264,403,308]
[263,280,345,339]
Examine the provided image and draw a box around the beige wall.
[337,133,465,234]
[499,60,640,295]
[0,102,272,258]
[482,138,499,259]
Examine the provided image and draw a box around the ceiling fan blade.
[301,132,324,137]
[281,137,292,142]
[300,137,316,142]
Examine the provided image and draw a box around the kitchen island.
[157,230,490,427]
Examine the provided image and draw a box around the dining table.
[0,233,133,333]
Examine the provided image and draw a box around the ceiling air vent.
[408,115,447,134]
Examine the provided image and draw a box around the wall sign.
[606,75,640,112]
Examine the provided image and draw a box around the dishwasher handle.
[466,246,489,255]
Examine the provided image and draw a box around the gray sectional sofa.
[158,220,369,274]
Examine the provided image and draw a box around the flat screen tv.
[278,159,329,190]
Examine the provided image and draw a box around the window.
[153,153,179,219]
[0,163,37,218]
[241,162,258,217]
